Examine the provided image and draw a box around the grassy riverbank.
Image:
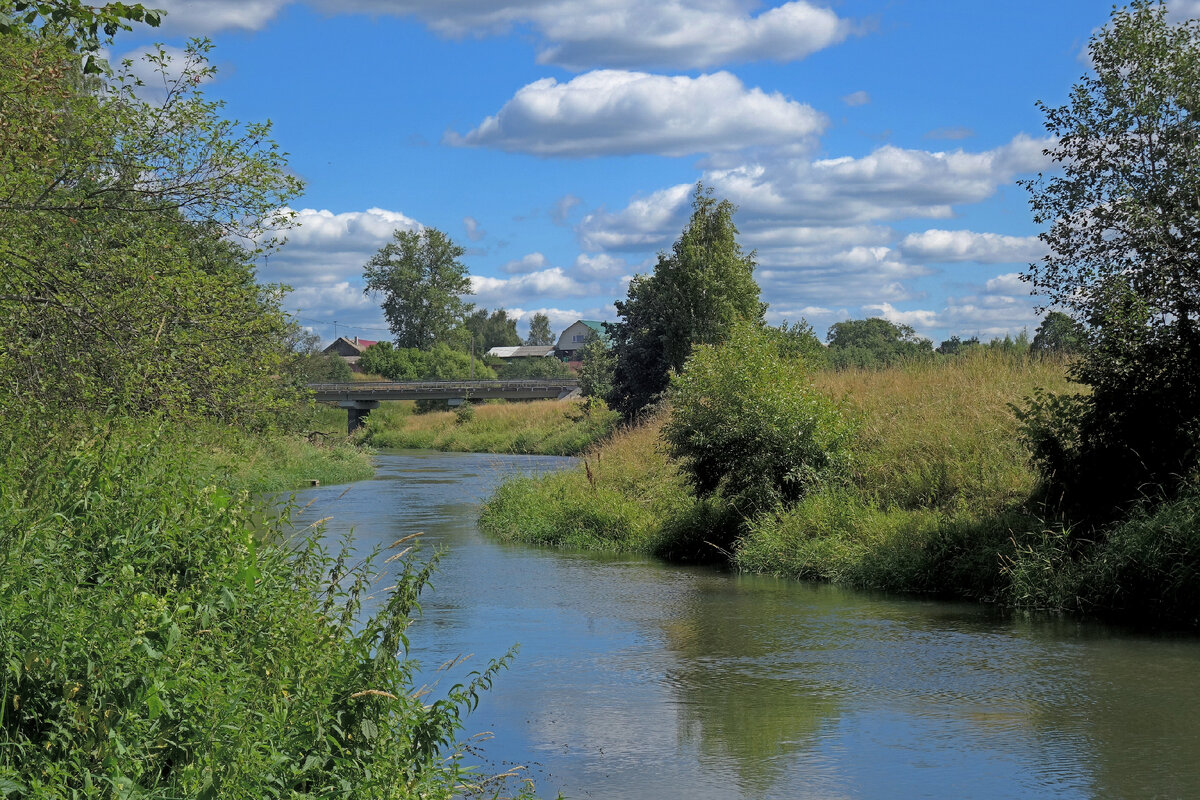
[354,399,618,456]
[0,416,536,797]
[481,351,1200,618]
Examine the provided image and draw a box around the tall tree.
[1019,0,1200,517]
[0,31,302,423]
[1030,312,1084,355]
[525,312,554,346]
[607,184,764,417]
[463,307,521,351]
[825,317,933,369]
[363,227,473,350]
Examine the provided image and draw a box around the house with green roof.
[555,319,609,359]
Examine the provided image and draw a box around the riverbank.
[480,351,1200,624]
[354,398,618,456]
[0,415,535,797]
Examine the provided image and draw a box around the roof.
[486,345,557,358]
[322,336,378,356]
[558,320,611,347]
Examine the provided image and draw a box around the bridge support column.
[339,400,380,435]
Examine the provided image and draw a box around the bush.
[0,422,519,797]
[664,321,852,517]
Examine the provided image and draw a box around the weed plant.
[0,420,532,797]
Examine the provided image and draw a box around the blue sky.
[113,0,1200,345]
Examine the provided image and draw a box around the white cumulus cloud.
[154,0,854,70]
[447,70,826,157]
[898,229,1046,263]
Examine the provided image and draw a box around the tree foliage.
[825,317,934,369]
[358,341,496,382]
[0,31,303,424]
[461,307,521,351]
[0,1,163,71]
[577,332,615,400]
[607,184,764,417]
[525,312,555,346]
[363,228,473,351]
[664,321,852,517]
[1030,311,1085,355]
[1019,0,1200,518]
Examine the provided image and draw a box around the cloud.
[580,134,1052,250]
[551,194,583,224]
[842,90,870,107]
[571,253,631,279]
[855,272,1042,340]
[579,183,693,251]
[463,216,486,242]
[447,70,826,157]
[861,302,941,331]
[154,1,854,70]
[500,252,549,274]
[527,0,853,70]
[898,229,1046,263]
[470,267,600,307]
[154,0,289,33]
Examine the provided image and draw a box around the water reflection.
[292,450,1200,800]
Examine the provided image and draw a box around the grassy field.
[481,351,1097,604]
[354,398,619,456]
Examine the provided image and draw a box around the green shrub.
[664,321,853,517]
[0,422,522,798]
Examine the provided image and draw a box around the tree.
[1030,311,1084,355]
[525,312,554,346]
[462,307,521,351]
[664,321,852,518]
[363,227,474,350]
[0,30,303,423]
[577,332,615,400]
[825,317,933,369]
[1019,0,1200,518]
[937,335,981,356]
[607,184,764,416]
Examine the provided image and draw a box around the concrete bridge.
[309,379,582,433]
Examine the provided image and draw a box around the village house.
[321,336,377,372]
[554,320,608,360]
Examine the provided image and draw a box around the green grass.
[0,416,538,798]
[480,351,1108,607]
[184,418,375,493]
[356,399,618,456]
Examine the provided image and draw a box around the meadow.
[353,398,618,456]
[481,351,1200,622]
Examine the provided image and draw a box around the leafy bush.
[664,321,852,517]
[359,342,497,382]
[0,423,519,797]
[495,357,572,380]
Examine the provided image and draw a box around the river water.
[294,450,1200,800]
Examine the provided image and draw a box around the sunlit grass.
[359,399,618,456]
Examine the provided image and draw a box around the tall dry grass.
[484,350,1084,599]
[814,350,1076,510]
[360,399,618,456]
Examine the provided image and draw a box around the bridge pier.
[339,399,380,435]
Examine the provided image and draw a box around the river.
[294,449,1200,800]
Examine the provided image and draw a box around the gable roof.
[486,345,557,359]
[322,336,378,356]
